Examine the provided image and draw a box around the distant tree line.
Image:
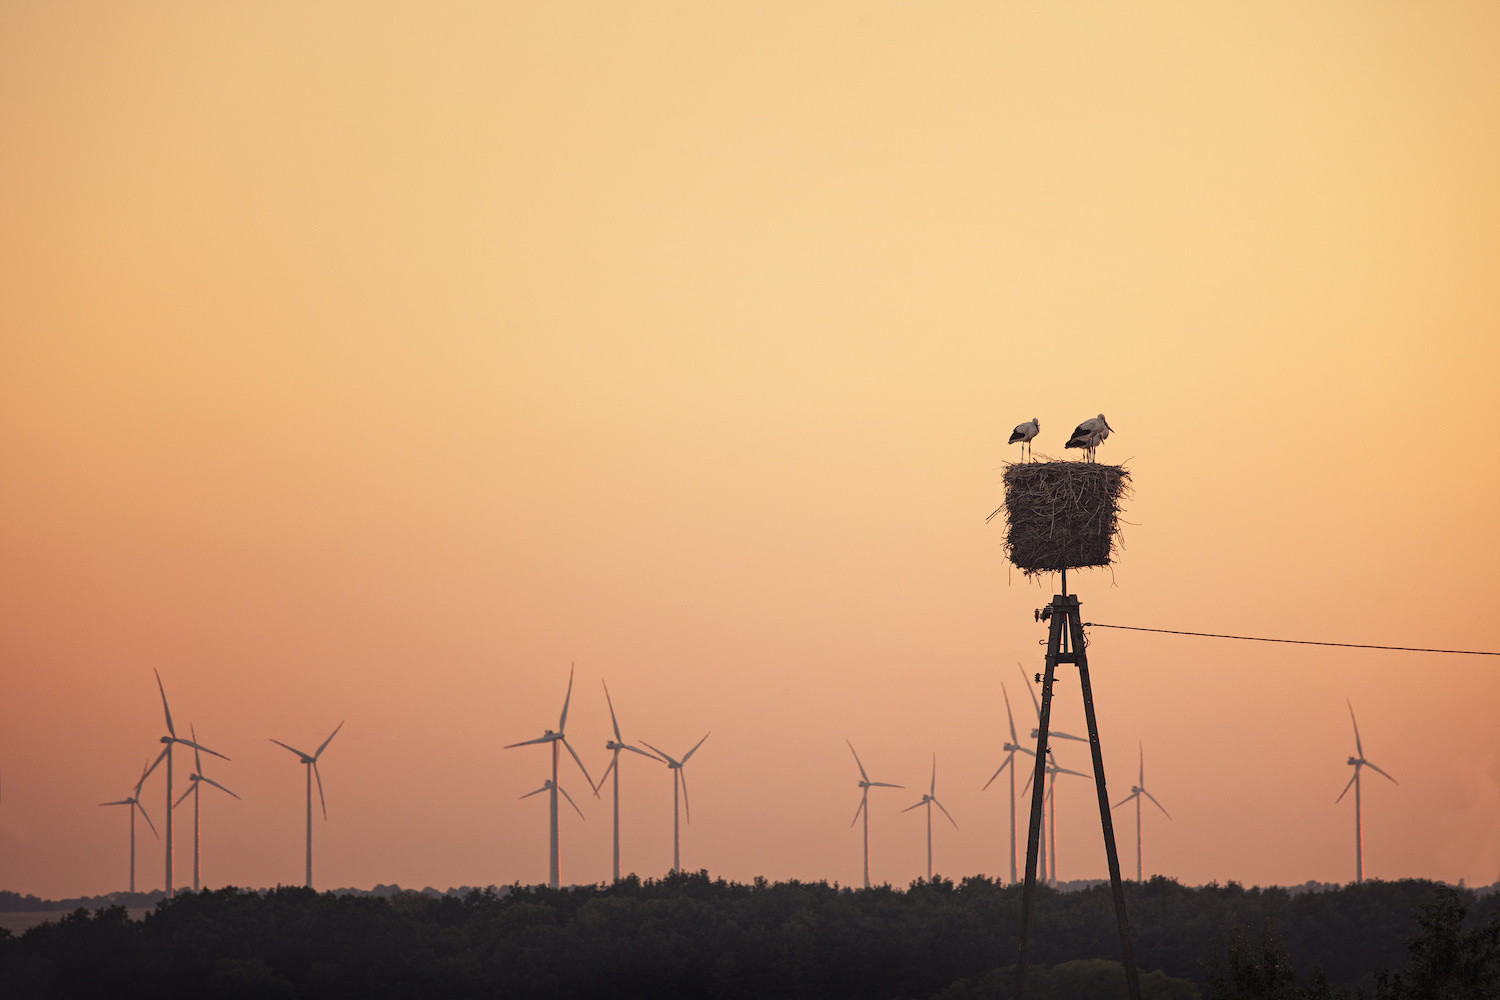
[0,873,1495,999]
[0,890,166,913]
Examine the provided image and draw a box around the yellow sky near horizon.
[1,2,1498,899]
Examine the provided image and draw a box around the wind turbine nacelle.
[1348,757,1361,766]
[160,736,172,744]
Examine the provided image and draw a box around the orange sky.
[1,2,1498,900]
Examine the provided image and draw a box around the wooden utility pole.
[1016,585,1141,1000]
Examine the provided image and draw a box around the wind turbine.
[640,733,710,875]
[99,760,158,893]
[1338,700,1396,884]
[1111,743,1170,882]
[172,724,240,892]
[505,665,593,890]
[521,779,585,847]
[1018,664,1087,886]
[142,670,228,898]
[848,740,903,889]
[593,681,660,882]
[1022,750,1087,886]
[902,754,957,882]
[983,684,1031,885]
[270,720,344,889]
[1020,663,1089,746]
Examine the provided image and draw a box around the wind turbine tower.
[270,720,344,888]
[983,683,1031,885]
[902,754,957,882]
[99,760,158,893]
[1338,700,1397,884]
[506,665,594,890]
[595,681,660,882]
[1111,743,1170,882]
[641,733,710,874]
[173,723,240,892]
[847,740,903,889]
[144,671,228,898]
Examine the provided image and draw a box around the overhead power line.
[1081,622,1500,657]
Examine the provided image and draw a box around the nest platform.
[1000,461,1130,575]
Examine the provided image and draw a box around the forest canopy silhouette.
[2,873,1496,999]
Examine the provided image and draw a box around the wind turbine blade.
[1019,663,1040,720]
[901,801,925,813]
[174,784,195,809]
[602,680,623,744]
[1335,771,1358,804]
[135,800,159,839]
[270,738,313,759]
[559,663,575,733]
[177,739,229,762]
[1021,771,1034,795]
[1003,684,1020,745]
[929,754,936,797]
[593,755,617,795]
[1347,699,1363,759]
[315,721,344,760]
[868,781,903,789]
[640,741,679,767]
[140,747,169,790]
[1364,761,1398,785]
[682,732,711,763]
[1050,730,1088,743]
[100,799,132,807]
[1142,789,1171,820]
[154,669,176,738]
[519,783,550,799]
[504,735,555,749]
[1112,791,1139,810]
[622,744,660,761]
[851,791,867,827]
[313,762,327,820]
[558,783,585,820]
[847,740,870,784]
[933,798,958,829]
[679,768,692,823]
[191,724,202,776]
[983,753,1013,791]
[1054,766,1089,779]
[1138,742,1144,787]
[199,775,240,800]
[561,737,594,788]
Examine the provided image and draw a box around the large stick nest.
[998,461,1131,575]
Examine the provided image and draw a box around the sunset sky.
[2,3,1498,900]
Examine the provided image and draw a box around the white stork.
[1008,418,1040,462]
[1065,414,1112,462]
